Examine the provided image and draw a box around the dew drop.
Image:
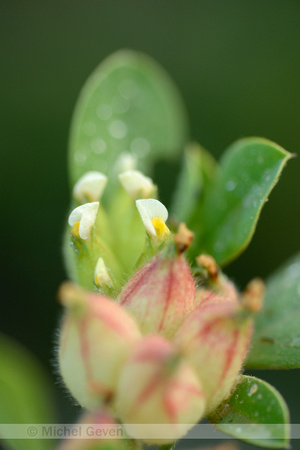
[131,138,150,157]
[109,120,128,139]
[214,241,224,253]
[239,399,244,404]
[97,104,112,120]
[248,384,258,397]
[119,79,138,99]
[286,262,300,278]
[290,336,300,348]
[82,122,96,136]
[225,180,237,192]
[74,152,87,164]
[91,139,107,154]
[111,96,130,114]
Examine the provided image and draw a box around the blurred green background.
[1,0,300,441]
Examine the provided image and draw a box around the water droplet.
[91,139,107,154]
[82,122,96,136]
[257,393,262,400]
[131,138,150,157]
[239,399,244,404]
[286,262,300,279]
[264,169,272,182]
[235,394,239,400]
[214,241,224,253]
[119,79,138,99]
[290,336,300,348]
[257,155,264,164]
[97,104,112,120]
[225,180,237,192]
[74,152,87,164]
[111,96,130,114]
[248,384,258,397]
[109,120,127,139]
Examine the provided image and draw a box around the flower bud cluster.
[59,211,261,444]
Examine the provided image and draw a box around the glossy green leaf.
[246,253,300,369]
[0,334,56,450]
[190,138,292,265]
[171,142,217,223]
[209,375,290,449]
[68,50,188,192]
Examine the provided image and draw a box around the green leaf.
[190,137,292,266]
[171,142,217,223]
[68,50,188,192]
[209,375,290,449]
[0,334,56,450]
[246,253,300,369]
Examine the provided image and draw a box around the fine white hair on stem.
[136,199,168,236]
[73,171,107,203]
[68,202,99,239]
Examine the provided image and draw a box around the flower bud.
[173,301,252,416]
[118,248,195,338]
[115,335,205,444]
[73,171,107,204]
[118,170,156,199]
[195,276,239,307]
[58,283,141,410]
[57,408,126,450]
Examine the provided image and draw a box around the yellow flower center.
[71,221,81,238]
[151,217,170,238]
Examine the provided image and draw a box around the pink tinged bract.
[118,250,195,338]
[115,335,206,444]
[59,290,141,410]
[173,301,253,416]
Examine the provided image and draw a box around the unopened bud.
[58,283,141,410]
[174,223,194,254]
[196,254,218,281]
[57,408,126,450]
[73,172,107,204]
[94,257,113,288]
[115,335,205,444]
[173,301,252,415]
[241,278,265,313]
[118,170,156,199]
[118,248,195,338]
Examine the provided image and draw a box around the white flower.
[94,258,113,287]
[68,202,99,240]
[73,172,107,203]
[136,199,169,237]
[119,170,155,199]
[114,152,137,173]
